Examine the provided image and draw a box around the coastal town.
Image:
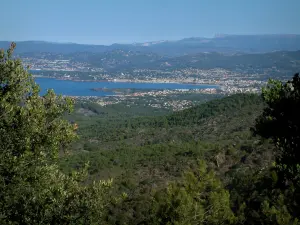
[74,92,221,112]
[18,51,288,112]
[22,54,268,95]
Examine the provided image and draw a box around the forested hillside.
[58,92,277,224]
[1,44,300,224]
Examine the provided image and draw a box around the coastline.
[32,75,218,87]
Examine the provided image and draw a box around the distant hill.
[165,93,263,128]
[0,41,109,54]
[69,49,300,74]
[69,93,265,151]
[156,50,300,70]
[2,34,300,56]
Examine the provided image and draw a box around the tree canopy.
[0,43,113,224]
[1,42,300,225]
[253,73,300,184]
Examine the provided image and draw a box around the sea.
[35,77,218,97]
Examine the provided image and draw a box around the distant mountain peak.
[2,34,300,55]
[132,40,168,47]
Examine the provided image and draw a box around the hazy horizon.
[2,33,300,46]
[1,0,300,45]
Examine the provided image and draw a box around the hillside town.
[21,54,271,96]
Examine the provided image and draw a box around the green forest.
[1,43,300,224]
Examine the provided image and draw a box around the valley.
[1,34,300,224]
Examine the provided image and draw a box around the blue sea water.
[35,77,218,96]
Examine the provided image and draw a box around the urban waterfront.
[35,77,219,96]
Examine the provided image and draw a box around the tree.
[0,43,113,224]
[253,73,300,184]
[150,160,236,225]
[251,73,300,224]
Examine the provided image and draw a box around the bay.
[35,77,218,96]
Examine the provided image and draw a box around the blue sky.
[1,0,300,45]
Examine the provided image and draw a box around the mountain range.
[79,49,300,73]
[1,34,300,56]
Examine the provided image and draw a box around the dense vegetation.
[1,43,300,224]
[0,43,115,224]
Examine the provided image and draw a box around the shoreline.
[32,75,219,87]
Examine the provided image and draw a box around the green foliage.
[0,160,113,224]
[4,42,300,225]
[58,91,272,224]
[60,92,273,224]
[0,43,76,160]
[233,73,300,224]
[151,160,236,225]
[262,195,300,225]
[0,43,113,224]
[227,167,297,225]
[254,73,300,183]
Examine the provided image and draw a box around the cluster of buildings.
[92,96,201,112]
[19,53,290,113]
[123,88,217,97]
[22,55,271,96]
[21,57,102,72]
[162,100,194,111]
[104,68,267,94]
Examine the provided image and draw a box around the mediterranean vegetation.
[1,43,300,224]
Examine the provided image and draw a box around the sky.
[1,0,300,45]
